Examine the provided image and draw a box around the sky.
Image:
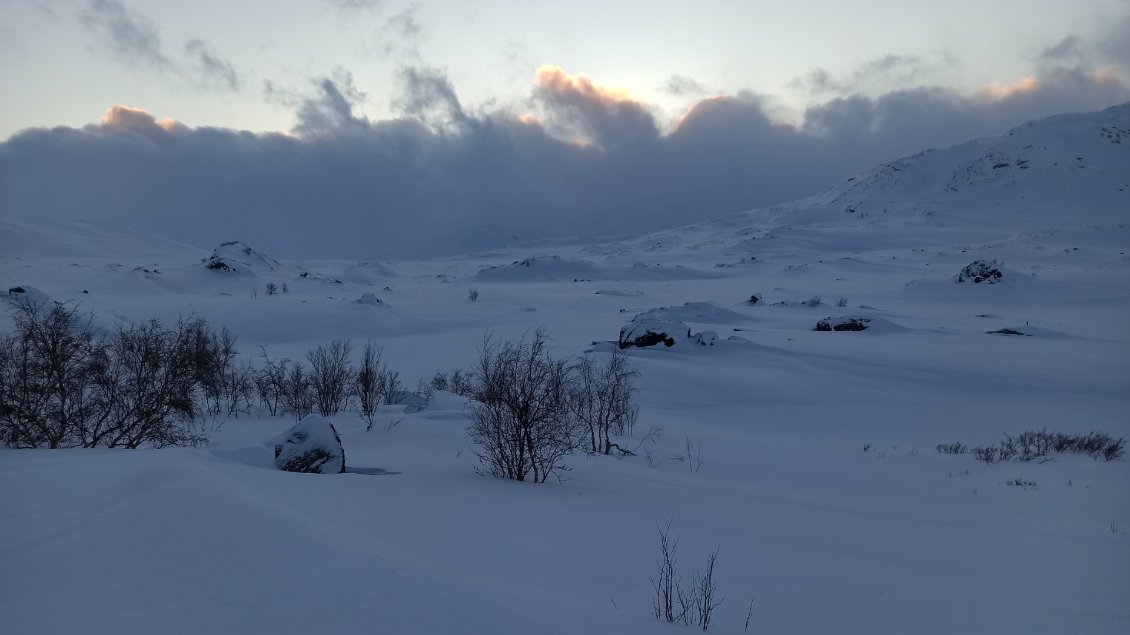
[1,0,1128,257]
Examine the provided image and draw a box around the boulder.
[815,316,871,332]
[955,259,1003,284]
[272,415,346,474]
[618,318,719,349]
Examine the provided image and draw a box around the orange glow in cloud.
[534,65,639,105]
[1090,66,1121,85]
[99,105,182,134]
[516,113,541,126]
[977,76,1038,101]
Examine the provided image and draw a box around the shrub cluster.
[0,299,405,449]
[465,329,641,482]
[0,299,221,448]
[936,429,1124,464]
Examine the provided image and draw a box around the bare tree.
[570,348,639,455]
[307,339,353,416]
[282,362,314,420]
[265,281,279,295]
[0,299,99,448]
[466,329,577,482]
[252,347,289,417]
[92,319,205,448]
[355,341,384,431]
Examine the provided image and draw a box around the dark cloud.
[185,39,240,91]
[79,0,170,70]
[532,66,659,151]
[663,75,710,97]
[293,72,370,136]
[393,65,467,127]
[1,58,1126,260]
[792,53,950,95]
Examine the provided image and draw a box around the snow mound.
[633,301,749,325]
[475,256,602,281]
[204,241,282,274]
[271,416,346,474]
[3,285,51,307]
[618,318,719,349]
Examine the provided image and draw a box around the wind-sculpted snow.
[1,105,1127,635]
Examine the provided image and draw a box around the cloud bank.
[1,57,1126,258]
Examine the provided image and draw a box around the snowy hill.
[1,105,1128,634]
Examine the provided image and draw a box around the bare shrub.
[650,521,724,631]
[570,348,639,455]
[307,339,353,416]
[90,319,206,448]
[0,299,99,448]
[355,341,400,431]
[0,301,238,449]
[282,362,314,420]
[252,347,290,417]
[943,429,1125,464]
[466,329,576,482]
[835,296,848,307]
[468,289,479,303]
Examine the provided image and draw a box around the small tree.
[282,362,314,420]
[307,339,353,416]
[265,281,279,295]
[252,347,289,417]
[355,341,384,431]
[0,299,99,448]
[570,348,639,455]
[466,329,577,482]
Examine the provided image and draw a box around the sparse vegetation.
[937,429,1124,464]
[651,521,724,630]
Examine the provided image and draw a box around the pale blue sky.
[2,0,1127,138]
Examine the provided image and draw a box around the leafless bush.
[942,429,1125,464]
[570,348,639,455]
[468,289,479,302]
[650,521,724,631]
[466,329,577,482]
[0,299,100,448]
[265,281,279,295]
[281,362,314,420]
[430,371,449,392]
[835,296,848,308]
[450,369,475,397]
[355,341,400,431]
[89,319,206,448]
[307,339,353,416]
[252,347,290,416]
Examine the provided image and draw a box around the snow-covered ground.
[2,105,1128,634]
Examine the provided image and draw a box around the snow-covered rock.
[618,318,719,349]
[204,241,281,274]
[272,416,346,474]
[814,315,902,332]
[955,259,1003,284]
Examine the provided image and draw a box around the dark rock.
[955,260,1003,284]
[815,317,870,332]
[987,328,1027,336]
[8,286,26,294]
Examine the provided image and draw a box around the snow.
[1,105,1128,634]
[271,415,346,474]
